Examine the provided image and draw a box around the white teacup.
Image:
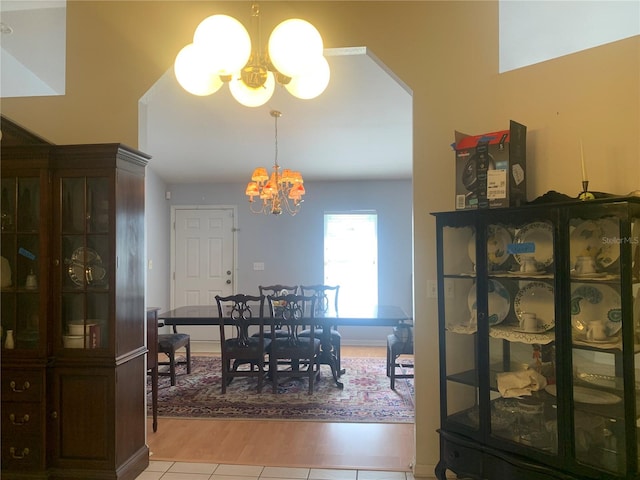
[25,273,37,289]
[575,255,596,275]
[520,312,540,332]
[586,320,608,341]
[520,257,538,273]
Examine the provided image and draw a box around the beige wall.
[2,1,638,476]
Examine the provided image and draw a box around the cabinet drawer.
[442,438,482,476]
[2,402,43,439]
[1,370,43,402]
[1,439,44,471]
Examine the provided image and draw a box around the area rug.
[147,355,414,423]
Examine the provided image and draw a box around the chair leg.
[185,343,192,374]
[221,358,229,394]
[308,361,316,394]
[169,351,177,386]
[271,361,278,393]
[386,346,392,378]
[257,360,266,393]
[390,354,397,390]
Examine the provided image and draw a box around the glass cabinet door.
[58,176,110,351]
[483,219,558,454]
[440,222,479,432]
[1,175,44,352]
[567,209,633,474]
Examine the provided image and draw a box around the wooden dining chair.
[257,285,299,340]
[266,293,321,394]
[215,294,270,393]
[157,325,191,386]
[299,285,343,375]
[387,323,414,389]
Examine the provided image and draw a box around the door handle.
[227,270,231,275]
[226,279,231,284]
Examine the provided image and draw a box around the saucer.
[571,271,606,279]
[574,334,619,345]
[508,270,546,276]
[513,327,546,334]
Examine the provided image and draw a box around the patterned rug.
[148,355,414,423]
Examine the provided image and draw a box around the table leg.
[318,326,343,389]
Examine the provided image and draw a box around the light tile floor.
[136,462,418,480]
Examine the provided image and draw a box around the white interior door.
[171,207,235,302]
[171,207,236,348]
[172,207,235,307]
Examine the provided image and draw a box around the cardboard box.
[454,120,527,209]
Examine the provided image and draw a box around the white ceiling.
[0,1,66,97]
[0,2,413,184]
[140,47,413,184]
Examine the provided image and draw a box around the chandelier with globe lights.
[245,110,305,215]
[173,3,330,107]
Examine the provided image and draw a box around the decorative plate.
[467,225,512,267]
[570,283,622,336]
[514,281,555,331]
[570,218,620,270]
[576,366,640,390]
[545,385,622,405]
[467,279,511,326]
[513,222,554,269]
[67,247,106,286]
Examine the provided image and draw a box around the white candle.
[580,139,587,182]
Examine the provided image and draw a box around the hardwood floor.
[146,347,415,471]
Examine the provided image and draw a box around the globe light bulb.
[285,55,330,99]
[194,15,251,76]
[229,71,276,107]
[268,19,323,78]
[174,43,224,96]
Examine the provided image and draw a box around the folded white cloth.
[496,369,548,398]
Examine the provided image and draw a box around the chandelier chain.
[273,111,279,169]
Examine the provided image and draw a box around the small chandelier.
[174,3,330,108]
[245,110,305,215]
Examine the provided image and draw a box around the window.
[324,212,378,314]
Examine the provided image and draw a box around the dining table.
[157,304,412,389]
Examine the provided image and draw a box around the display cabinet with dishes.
[433,196,640,480]
[1,145,51,476]
[1,118,150,480]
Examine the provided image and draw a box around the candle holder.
[579,180,595,201]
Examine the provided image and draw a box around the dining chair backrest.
[300,284,339,318]
[259,285,299,297]
[259,285,299,316]
[215,294,265,346]
[267,293,316,342]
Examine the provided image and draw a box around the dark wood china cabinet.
[433,196,640,479]
[1,117,150,480]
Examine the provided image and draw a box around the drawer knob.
[9,447,30,459]
[9,380,31,393]
[9,413,30,425]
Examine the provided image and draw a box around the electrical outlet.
[427,280,437,298]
